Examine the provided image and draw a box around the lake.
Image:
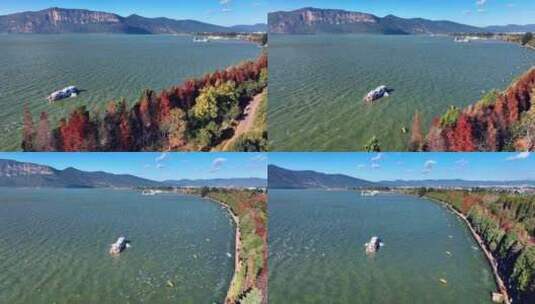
[268,34,535,151]
[0,34,260,150]
[268,190,496,303]
[0,188,235,304]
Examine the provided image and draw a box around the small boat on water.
[141,189,162,196]
[109,236,129,256]
[363,85,393,103]
[47,86,79,102]
[193,36,209,43]
[454,36,470,43]
[364,236,384,254]
[361,190,379,197]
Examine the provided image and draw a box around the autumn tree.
[21,106,35,151]
[163,108,188,150]
[35,112,53,151]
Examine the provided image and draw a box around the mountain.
[380,179,535,188]
[0,159,161,188]
[268,7,481,35]
[230,23,268,33]
[484,24,535,33]
[164,178,267,188]
[0,7,261,34]
[268,165,378,189]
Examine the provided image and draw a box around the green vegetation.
[439,105,461,128]
[198,188,267,304]
[522,32,534,46]
[478,90,500,108]
[414,189,535,303]
[363,136,381,152]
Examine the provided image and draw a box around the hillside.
[0,7,262,34]
[0,159,160,188]
[382,179,535,188]
[268,165,378,189]
[268,7,481,35]
[164,178,266,188]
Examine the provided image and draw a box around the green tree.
[363,136,381,152]
[192,81,239,121]
[521,32,533,45]
[241,288,263,304]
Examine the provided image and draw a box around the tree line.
[408,67,535,151]
[22,54,267,152]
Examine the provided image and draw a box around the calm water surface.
[0,34,259,150]
[269,190,496,303]
[0,188,234,304]
[269,35,535,151]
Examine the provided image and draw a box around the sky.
[0,153,267,181]
[269,152,535,182]
[0,0,268,26]
[267,0,535,27]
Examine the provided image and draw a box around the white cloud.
[156,163,165,169]
[219,0,231,4]
[357,164,366,169]
[371,163,381,170]
[476,0,487,6]
[371,153,383,162]
[423,160,437,174]
[455,159,469,168]
[250,154,267,162]
[506,152,530,161]
[210,157,227,172]
[155,152,168,162]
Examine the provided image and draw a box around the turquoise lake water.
[0,34,259,150]
[268,34,535,151]
[269,190,496,303]
[0,188,235,304]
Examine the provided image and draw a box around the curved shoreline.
[424,196,512,304]
[203,196,242,304]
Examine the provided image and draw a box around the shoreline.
[423,196,512,304]
[202,196,242,304]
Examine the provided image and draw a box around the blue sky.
[269,152,535,182]
[0,0,268,26]
[0,153,267,181]
[267,0,535,27]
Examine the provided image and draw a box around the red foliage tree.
[21,106,35,151]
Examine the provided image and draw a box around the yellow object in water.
[440,278,448,285]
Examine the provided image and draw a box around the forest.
[408,67,535,151]
[200,188,268,304]
[418,189,535,303]
[21,54,267,152]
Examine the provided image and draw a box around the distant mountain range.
[268,165,535,189]
[268,7,533,35]
[380,179,535,188]
[0,7,267,34]
[164,178,267,188]
[485,24,535,33]
[268,165,378,189]
[0,159,266,188]
[0,159,160,188]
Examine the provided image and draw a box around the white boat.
[454,36,470,43]
[47,86,79,102]
[364,236,384,254]
[193,36,209,43]
[363,85,393,103]
[109,236,128,256]
[361,190,379,197]
[141,189,163,196]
